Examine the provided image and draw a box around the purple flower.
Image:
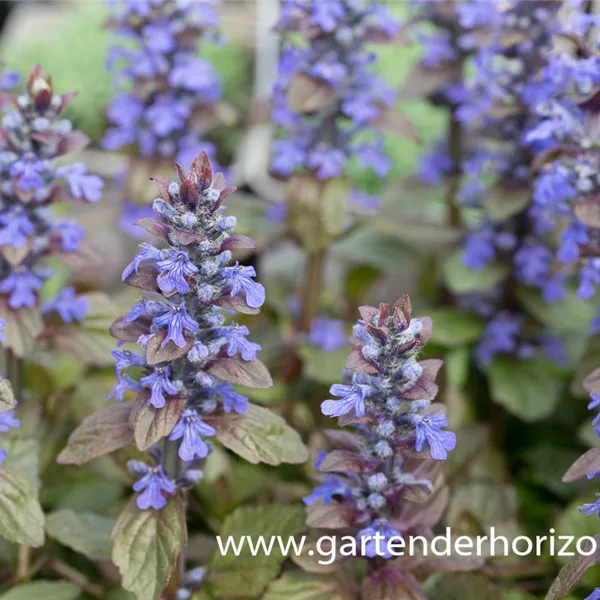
[140,367,182,408]
[132,465,176,510]
[309,59,348,86]
[53,220,86,252]
[303,475,348,505]
[271,140,307,177]
[122,243,162,281]
[309,1,345,31]
[307,145,345,179]
[154,302,199,348]
[221,264,265,309]
[475,313,520,364]
[57,163,104,203]
[532,164,576,208]
[42,287,89,323]
[579,495,600,517]
[341,94,379,124]
[0,317,5,342]
[0,70,19,90]
[112,349,145,373]
[157,250,199,295]
[169,57,219,97]
[145,96,191,137]
[462,227,496,270]
[169,409,216,461]
[558,221,588,264]
[321,381,375,418]
[0,207,34,248]
[142,22,176,53]
[578,259,600,299]
[308,317,346,351]
[211,382,248,414]
[0,410,20,432]
[122,298,151,325]
[10,155,45,191]
[357,519,402,559]
[220,324,262,361]
[107,373,142,402]
[417,145,453,185]
[106,94,144,128]
[412,413,456,461]
[354,142,390,177]
[585,590,600,600]
[0,267,43,309]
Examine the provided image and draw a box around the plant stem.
[164,438,187,596]
[49,558,104,598]
[7,350,28,583]
[298,249,324,333]
[446,108,463,229]
[16,546,30,583]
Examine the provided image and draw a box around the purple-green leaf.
[208,357,273,388]
[57,402,134,465]
[130,391,186,451]
[111,495,187,600]
[207,403,308,465]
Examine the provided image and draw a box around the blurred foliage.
[0,2,596,600]
[0,3,253,147]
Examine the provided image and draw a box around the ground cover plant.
[0,1,600,599]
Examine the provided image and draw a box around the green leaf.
[208,403,309,465]
[57,401,134,465]
[443,250,509,294]
[372,218,461,251]
[263,573,350,600]
[483,187,530,222]
[45,292,121,366]
[299,345,347,384]
[331,227,414,269]
[46,509,115,560]
[55,476,124,514]
[209,504,307,598]
[2,437,40,486]
[428,308,484,347]
[321,177,350,239]
[0,581,81,600]
[208,358,273,389]
[487,356,562,421]
[0,465,45,547]
[49,327,118,367]
[517,286,597,334]
[112,495,187,600]
[0,302,44,358]
[0,378,15,413]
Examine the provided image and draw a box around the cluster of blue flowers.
[103,0,223,233]
[103,0,222,168]
[109,152,267,511]
[0,66,100,465]
[0,66,100,327]
[453,1,569,365]
[412,0,486,187]
[418,0,598,364]
[305,296,455,559]
[525,4,600,332]
[272,0,398,206]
